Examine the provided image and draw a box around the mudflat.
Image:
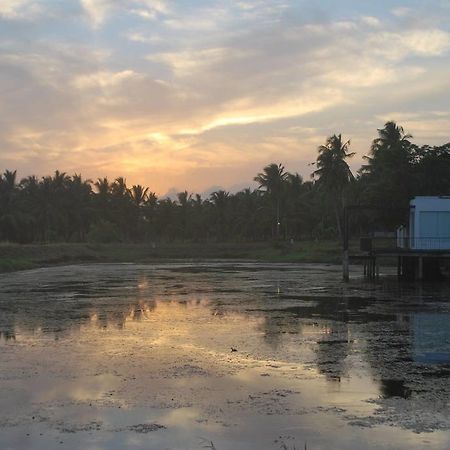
[0,263,449,449]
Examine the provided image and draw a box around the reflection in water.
[413,313,450,364]
[0,263,449,449]
[380,379,412,399]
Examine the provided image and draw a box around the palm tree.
[130,185,149,207]
[359,122,414,227]
[362,121,412,175]
[210,190,230,240]
[373,121,412,152]
[254,163,289,238]
[52,170,70,189]
[176,191,192,239]
[233,188,264,240]
[111,177,128,198]
[1,170,17,191]
[210,190,229,209]
[312,134,355,241]
[0,170,18,241]
[94,177,111,196]
[66,174,93,240]
[127,185,149,241]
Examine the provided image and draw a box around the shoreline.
[0,241,343,273]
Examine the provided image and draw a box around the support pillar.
[418,257,423,281]
[343,250,349,282]
[342,206,349,282]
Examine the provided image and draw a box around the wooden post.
[418,257,423,280]
[343,250,349,281]
[343,206,349,281]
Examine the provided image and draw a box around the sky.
[1,0,450,196]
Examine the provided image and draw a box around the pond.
[0,262,449,449]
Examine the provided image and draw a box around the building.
[399,196,450,250]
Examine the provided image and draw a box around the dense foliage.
[1,122,449,244]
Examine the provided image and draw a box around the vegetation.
[0,240,344,272]
[1,122,449,248]
[311,134,355,241]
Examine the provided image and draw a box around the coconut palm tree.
[373,121,412,151]
[362,121,412,175]
[312,134,355,241]
[254,163,289,238]
[0,170,19,241]
[130,185,149,207]
[66,174,93,240]
[210,190,230,240]
[127,185,149,241]
[94,177,111,197]
[359,122,415,227]
[111,177,128,198]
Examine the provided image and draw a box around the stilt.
[343,250,349,282]
[418,257,423,280]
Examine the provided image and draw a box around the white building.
[402,196,450,250]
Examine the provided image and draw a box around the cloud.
[80,0,113,27]
[391,7,412,18]
[72,70,140,89]
[80,0,169,27]
[370,29,450,59]
[376,111,450,140]
[360,16,381,28]
[0,0,47,21]
[1,0,449,193]
[125,32,163,44]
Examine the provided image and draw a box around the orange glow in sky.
[1,1,449,195]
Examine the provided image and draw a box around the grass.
[0,240,344,273]
[0,257,35,272]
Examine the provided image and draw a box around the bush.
[87,220,121,243]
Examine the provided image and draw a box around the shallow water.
[0,262,449,450]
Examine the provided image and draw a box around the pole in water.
[343,249,349,281]
[342,206,349,281]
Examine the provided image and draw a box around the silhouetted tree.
[1,122,450,245]
[254,163,289,238]
[312,134,354,241]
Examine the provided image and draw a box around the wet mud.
[0,262,449,449]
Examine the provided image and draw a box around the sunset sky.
[1,0,450,195]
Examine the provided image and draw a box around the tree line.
[1,121,449,244]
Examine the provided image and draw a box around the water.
[0,262,449,449]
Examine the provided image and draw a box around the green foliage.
[0,122,449,245]
[0,257,34,272]
[87,220,121,243]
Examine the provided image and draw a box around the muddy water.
[0,262,449,450]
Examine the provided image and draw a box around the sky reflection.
[0,263,449,449]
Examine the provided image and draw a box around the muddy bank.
[0,263,449,449]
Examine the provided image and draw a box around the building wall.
[410,197,450,249]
